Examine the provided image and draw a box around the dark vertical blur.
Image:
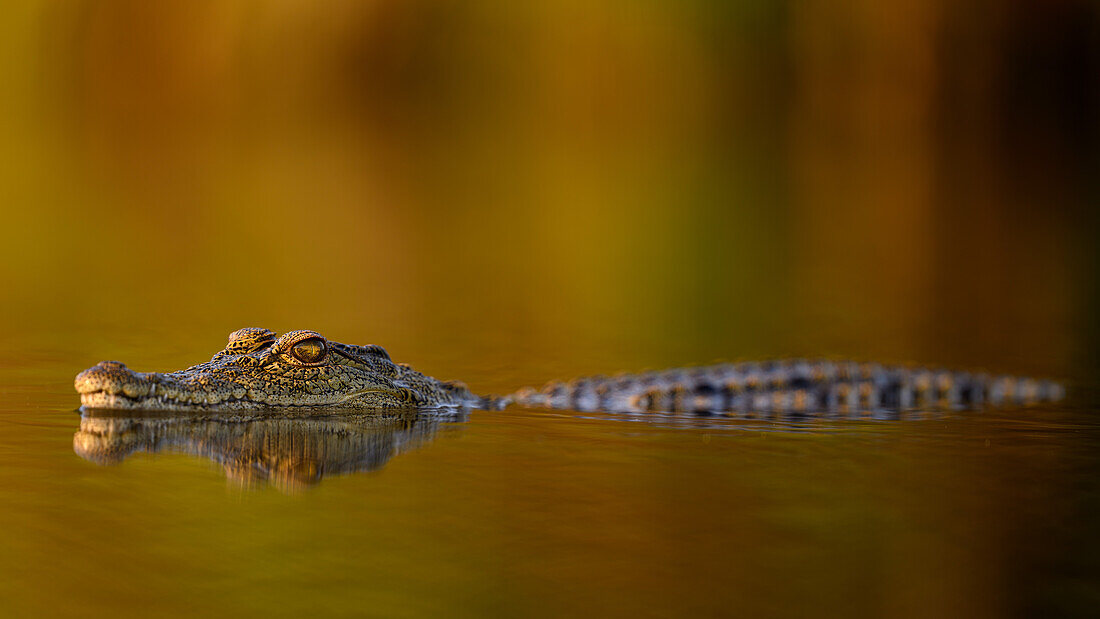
[934,0,1099,373]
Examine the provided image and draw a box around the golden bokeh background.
[1,4,1099,617]
[0,0,1095,383]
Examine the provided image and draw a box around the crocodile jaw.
[74,361,270,410]
[76,389,274,411]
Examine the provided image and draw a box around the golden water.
[2,328,1097,618]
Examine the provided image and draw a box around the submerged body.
[75,327,1064,414]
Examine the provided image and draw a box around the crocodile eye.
[291,338,327,364]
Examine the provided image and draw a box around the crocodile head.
[75,328,476,411]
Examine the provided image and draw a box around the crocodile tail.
[503,360,1065,415]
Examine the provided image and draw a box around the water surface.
[2,344,1098,618]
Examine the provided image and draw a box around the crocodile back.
[505,360,1064,415]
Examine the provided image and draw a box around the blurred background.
[0,0,1096,387]
[1,5,1099,618]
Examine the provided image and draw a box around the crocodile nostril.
[74,371,101,394]
[74,361,138,394]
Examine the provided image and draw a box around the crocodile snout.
[75,361,122,394]
[74,361,162,411]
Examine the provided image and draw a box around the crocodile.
[75,327,1065,415]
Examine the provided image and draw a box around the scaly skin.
[511,360,1064,414]
[75,328,481,411]
[75,328,1064,414]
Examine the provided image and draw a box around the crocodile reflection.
[73,408,467,490]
